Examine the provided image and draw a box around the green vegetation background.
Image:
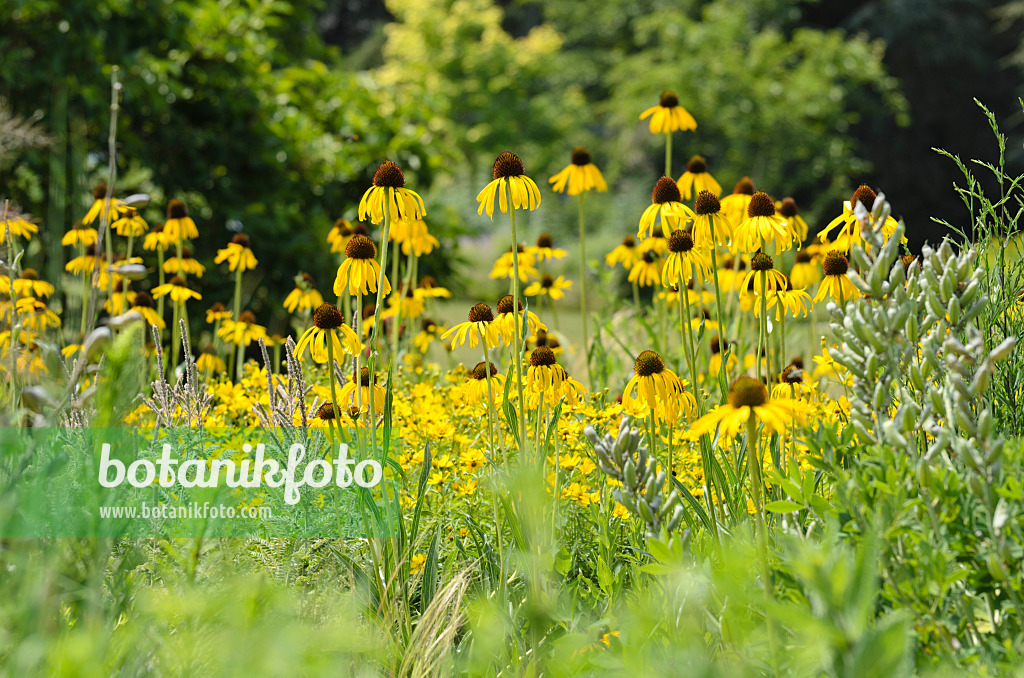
[2,0,1022,334]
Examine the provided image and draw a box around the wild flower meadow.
[2,66,1024,676]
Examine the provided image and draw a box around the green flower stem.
[367,211,393,460]
[232,265,244,381]
[326,333,342,427]
[707,216,731,400]
[390,239,401,357]
[664,131,673,177]
[354,291,364,416]
[746,409,779,668]
[578,192,590,383]
[156,248,166,330]
[505,180,527,455]
[479,329,499,466]
[79,243,89,336]
[170,300,181,371]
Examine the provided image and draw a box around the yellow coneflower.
[662,230,711,287]
[215,233,258,272]
[64,243,102,280]
[151,276,201,304]
[769,276,812,320]
[818,184,902,251]
[339,367,386,414]
[638,90,697,134]
[283,273,324,314]
[441,303,502,350]
[494,294,546,344]
[218,310,268,347]
[548,146,608,196]
[82,184,125,225]
[462,361,505,405]
[814,251,860,303]
[413,317,446,354]
[15,297,61,331]
[677,155,721,199]
[382,285,425,321]
[334,234,390,297]
[112,207,148,237]
[327,218,355,254]
[622,350,695,424]
[12,269,54,298]
[528,233,568,262]
[130,291,165,330]
[61,221,98,248]
[163,199,198,242]
[142,223,172,252]
[637,225,669,257]
[776,197,808,243]
[414,278,452,300]
[716,258,746,293]
[294,302,362,364]
[691,190,731,249]
[526,346,565,396]
[163,246,206,278]
[196,344,226,375]
[707,335,738,383]
[104,280,136,315]
[2,202,38,241]
[476,151,542,220]
[789,249,822,289]
[628,251,661,287]
[525,274,572,300]
[771,363,816,400]
[396,218,439,256]
[720,177,755,228]
[688,376,809,440]
[732,191,793,254]
[490,244,539,282]
[206,302,231,324]
[605,235,640,270]
[638,176,695,239]
[740,253,788,301]
[360,161,425,225]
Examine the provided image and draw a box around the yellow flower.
[454,479,478,497]
[334,234,390,297]
[688,376,809,440]
[524,274,572,300]
[112,207,148,237]
[413,317,446,354]
[338,367,386,414]
[691,191,732,249]
[661,230,711,287]
[12,269,54,298]
[130,291,165,330]
[214,234,258,272]
[163,199,198,241]
[720,177,755,228]
[677,155,721,199]
[104,282,136,315]
[283,273,325,314]
[548,146,608,196]
[164,247,207,278]
[197,347,226,374]
[293,303,363,364]
[61,222,98,248]
[460,448,487,473]
[526,346,565,396]
[528,233,568,262]
[2,203,38,241]
[739,253,788,304]
[639,177,695,239]
[477,151,541,220]
[409,553,427,575]
[638,90,697,134]
[441,303,502,350]
[605,235,640,270]
[394,218,439,256]
[15,297,61,331]
[818,185,902,251]
[732,191,794,254]
[814,251,861,303]
[776,197,808,243]
[460,361,505,405]
[151,276,202,304]
[628,251,661,287]
[789,250,822,289]
[217,311,268,347]
[206,303,232,324]
[490,245,539,282]
[494,294,546,345]
[327,218,356,254]
[142,224,173,251]
[82,184,125,225]
[768,278,813,319]
[358,160,425,225]
[622,350,694,424]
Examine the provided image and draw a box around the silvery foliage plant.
[830,195,1015,483]
[586,417,684,542]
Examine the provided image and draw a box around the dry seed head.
[694,190,721,216]
[634,350,665,377]
[346,234,377,260]
[851,184,877,210]
[468,303,494,323]
[652,176,682,204]
[747,192,776,218]
[530,346,557,367]
[492,151,525,179]
[667,229,695,253]
[728,376,767,408]
[823,251,849,276]
[750,252,774,272]
[471,361,498,380]
[659,90,679,108]
[686,155,707,173]
[372,160,405,188]
[312,303,344,330]
[167,199,188,219]
[570,146,591,166]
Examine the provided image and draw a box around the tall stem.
[156,247,166,327]
[760,272,771,387]
[367,211,392,458]
[506,180,527,454]
[746,409,779,667]
[326,334,341,423]
[577,192,590,383]
[664,131,673,177]
[390,239,401,357]
[480,331,501,466]
[708,215,731,399]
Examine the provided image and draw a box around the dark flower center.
[496,294,522,315]
[530,346,557,367]
[373,161,405,188]
[642,251,657,264]
[468,303,494,323]
[570,146,591,166]
[694,190,721,216]
[851,184,876,210]
[357,366,375,387]
[334,218,352,235]
[167,199,188,219]
[541,274,555,287]
[728,376,767,408]
[781,364,803,384]
[790,357,804,369]
[733,177,755,195]
[312,303,344,330]
[747,192,776,218]
[493,151,525,179]
[779,197,799,217]
[419,275,437,288]
[621,235,636,247]
[750,252,774,272]
[301,273,316,287]
[536,233,554,249]
[134,292,155,308]
[795,251,812,264]
[659,90,679,108]
[346,234,377,260]
[635,350,665,377]
[92,184,109,200]
[686,155,707,173]
[535,329,548,346]
[667,230,695,253]
[169,276,186,287]
[352,223,368,236]
[421,317,436,332]
[471,361,498,380]
[20,268,39,280]
[238,311,257,324]
[231,233,251,248]
[901,254,919,275]
[652,176,682,204]
[823,251,849,276]
[209,302,225,313]
[316,402,340,420]
[710,335,725,354]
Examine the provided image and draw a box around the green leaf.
[764,500,803,513]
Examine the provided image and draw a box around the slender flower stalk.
[693,190,732,397]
